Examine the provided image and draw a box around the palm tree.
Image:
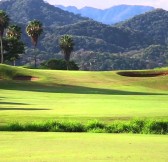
[26,20,43,68]
[6,25,21,40]
[59,35,74,70]
[0,10,10,63]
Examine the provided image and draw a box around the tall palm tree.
[6,25,21,40]
[26,20,43,68]
[0,10,10,63]
[59,35,74,70]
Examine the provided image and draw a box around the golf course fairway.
[0,132,168,162]
[0,65,168,161]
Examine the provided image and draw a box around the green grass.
[0,65,168,161]
[0,64,168,125]
[0,132,168,162]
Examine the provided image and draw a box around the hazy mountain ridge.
[55,4,155,24]
[0,0,88,26]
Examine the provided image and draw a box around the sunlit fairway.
[0,65,168,161]
[0,132,168,162]
[0,64,168,125]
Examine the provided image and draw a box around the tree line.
[0,10,75,70]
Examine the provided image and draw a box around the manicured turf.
[0,132,168,162]
[0,65,168,125]
[0,65,168,161]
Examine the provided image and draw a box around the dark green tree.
[26,20,43,68]
[59,35,74,70]
[41,59,79,70]
[4,38,25,66]
[5,24,24,66]
[6,25,21,40]
[0,10,10,63]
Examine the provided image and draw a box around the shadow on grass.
[0,80,167,95]
[0,102,29,105]
[0,108,51,111]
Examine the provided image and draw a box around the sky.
[45,0,168,10]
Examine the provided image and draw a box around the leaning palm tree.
[0,10,10,63]
[59,35,74,70]
[26,20,43,68]
[6,25,21,40]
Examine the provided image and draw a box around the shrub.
[1,119,167,134]
[41,59,79,70]
[85,120,106,132]
[143,120,168,134]
[50,121,85,132]
[128,119,145,133]
[7,122,24,131]
[106,121,129,133]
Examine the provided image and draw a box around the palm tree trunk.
[66,61,69,70]
[0,36,3,64]
[13,59,16,66]
[34,46,37,68]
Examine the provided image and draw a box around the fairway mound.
[13,75,39,81]
[117,71,168,77]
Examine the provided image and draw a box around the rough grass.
[0,119,167,134]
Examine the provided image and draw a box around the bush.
[50,121,85,132]
[41,59,79,70]
[143,120,168,134]
[128,119,145,133]
[0,119,167,134]
[85,120,106,132]
[106,121,129,133]
[7,123,25,131]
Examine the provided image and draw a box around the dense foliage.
[0,0,87,26]
[4,38,25,65]
[117,9,168,47]
[41,59,79,70]
[1,119,168,134]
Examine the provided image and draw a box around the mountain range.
[0,0,87,26]
[56,5,154,24]
[0,0,168,70]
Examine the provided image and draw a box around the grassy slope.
[0,132,168,162]
[0,64,168,125]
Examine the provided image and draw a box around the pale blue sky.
[45,0,168,10]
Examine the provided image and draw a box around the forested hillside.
[0,0,168,70]
[0,0,87,26]
[117,9,168,46]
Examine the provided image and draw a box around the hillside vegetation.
[0,0,168,70]
[0,0,87,26]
